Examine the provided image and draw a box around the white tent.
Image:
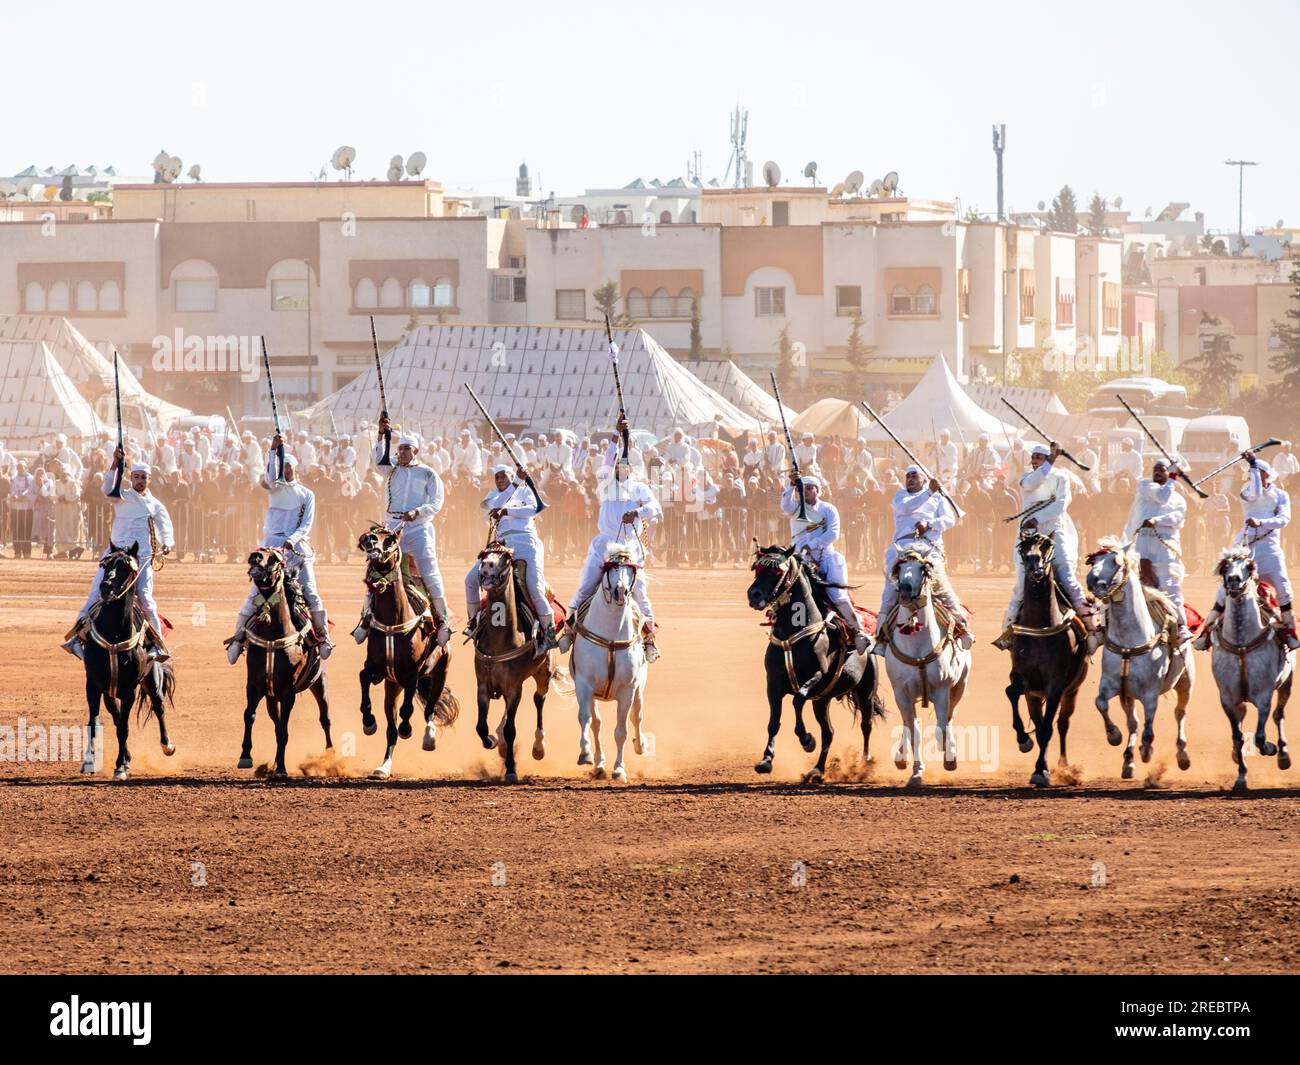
[0,339,99,450]
[296,325,755,438]
[792,399,871,439]
[678,360,794,427]
[860,356,1022,444]
[0,314,190,431]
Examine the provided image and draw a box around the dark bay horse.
[357,526,459,779]
[469,541,556,784]
[1004,533,1090,787]
[232,547,333,780]
[77,543,176,780]
[746,544,885,783]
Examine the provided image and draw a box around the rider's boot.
[432,597,453,647]
[643,620,661,664]
[62,615,88,660]
[538,617,558,653]
[1282,608,1300,651]
[225,604,255,665]
[352,592,372,644]
[310,609,333,660]
[1193,603,1223,652]
[556,613,577,653]
[144,625,171,663]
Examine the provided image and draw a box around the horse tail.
[416,652,461,727]
[135,660,175,726]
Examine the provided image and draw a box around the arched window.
[433,280,453,307]
[99,280,122,312]
[354,278,377,308]
[268,259,310,310]
[659,210,672,225]
[379,278,402,308]
[678,287,696,317]
[649,286,672,318]
[24,282,46,312]
[408,280,433,307]
[48,281,70,312]
[615,210,630,225]
[915,284,936,315]
[171,259,219,312]
[890,285,912,315]
[76,280,98,312]
[626,288,648,318]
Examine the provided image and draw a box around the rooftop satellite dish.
[868,178,883,197]
[830,182,846,198]
[406,151,427,177]
[844,170,864,196]
[152,150,170,174]
[187,164,202,182]
[1037,200,1046,211]
[1114,196,1124,209]
[802,161,817,184]
[165,155,183,182]
[331,145,356,177]
[762,160,781,187]
[386,163,403,182]
[882,171,900,194]
[1278,218,1286,229]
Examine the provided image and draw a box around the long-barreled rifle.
[109,349,124,498]
[769,372,808,522]
[603,315,630,461]
[260,336,285,480]
[464,384,547,515]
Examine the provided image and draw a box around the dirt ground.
[1,555,1298,974]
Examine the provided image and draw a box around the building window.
[354,278,377,308]
[493,275,525,302]
[379,278,402,308]
[1055,278,1074,326]
[99,280,122,313]
[47,281,70,312]
[772,201,789,226]
[659,210,672,225]
[626,288,648,318]
[1019,269,1036,322]
[75,280,97,312]
[509,256,526,269]
[408,280,433,307]
[272,278,308,310]
[836,285,862,316]
[1103,281,1121,333]
[174,279,216,312]
[556,289,585,319]
[433,280,454,307]
[24,281,45,313]
[958,269,970,319]
[890,285,913,315]
[915,284,936,315]
[755,286,786,317]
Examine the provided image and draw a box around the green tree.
[1269,259,1300,397]
[688,292,703,359]
[1045,185,1079,233]
[775,323,796,393]
[1183,316,1243,397]
[593,280,620,324]
[1087,192,1107,236]
[845,313,869,395]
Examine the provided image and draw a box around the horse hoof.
[612,768,627,783]
[1030,772,1050,788]
[894,758,909,771]
[944,759,958,773]
[1122,764,1135,781]
[482,736,497,751]
[237,756,253,770]
[362,718,377,737]
[1140,745,1153,764]
[504,771,519,785]
[161,743,176,757]
[370,767,391,781]
[1018,738,1034,754]
[398,721,413,740]
[273,770,287,782]
[593,767,607,780]
[1279,751,1292,771]
[531,739,546,761]
[1260,740,1278,758]
[577,752,593,766]
[422,723,437,752]
[754,760,773,776]
[1233,778,1249,794]
[906,773,924,790]
[800,734,817,754]
[1106,726,1123,747]
[802,770,824,785]
[1177,750,1191,772]
[113,767,129,782]
[80,760,96,775]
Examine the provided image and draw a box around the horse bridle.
[752,549,799,612]
[477,543,514,593]
[600,555,639,605]
[99,550,142,603]
[1088,547,1133,604]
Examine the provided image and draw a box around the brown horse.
[76,543,177,780]
[1004,533,1090,787]
[232,547,333,780]
[468,541,556,783]
[357,526,459,779]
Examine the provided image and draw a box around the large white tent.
[296,324,755,438]
[860,356,1022,444]
[678,360,794,427]
[0,339,99,450]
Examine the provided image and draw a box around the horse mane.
[1216,546,1255,576]
[1085,535,1135,566]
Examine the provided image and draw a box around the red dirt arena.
[2,557,1298,974]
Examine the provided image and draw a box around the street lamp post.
[1224,159,1259,250]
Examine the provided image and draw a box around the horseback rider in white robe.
[1195,454,1300,651]
[994,442,1096,650]
[780,473,871,654]
[1124,458,1192,644]
[353,417,452,647]
[64,448,174,662]
[465,463,556,651]
[225,443,334,663]
[559,415,663,662]
[874,464,973,654]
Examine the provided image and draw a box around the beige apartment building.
[0,175,1130,417]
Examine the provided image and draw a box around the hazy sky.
[6,0,1296,233]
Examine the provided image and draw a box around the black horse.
[233,548,333,780]
[77,543,176,780]
[746,544,885,782]
[1004,533,1090,787]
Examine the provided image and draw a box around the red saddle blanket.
[849,598,879,636]
[1184,604,1204,633]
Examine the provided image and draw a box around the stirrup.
[352,616,370,644]
[992,626,1014,651]
[644,637,661,664]
[62,636,85,661]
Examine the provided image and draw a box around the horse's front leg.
[1276,673,1292,771]
[358,663,378,736]
[475,679,497,751]
[1031,684,1066,788]
[82,678,101,774]
[238,677,260,769]
[272,689,295,780]
[532,663,550,761]
[501,688,522,784]
[370,681,399,780]
[933,682,957,773]
[805,698,833,784]
[792,694,817,754]
[1120,694,1140,780]
[1139,686,1160,765]
[1006,674,1034,754]
[1223,692,1249,792]
[630,681,651,758]
[576,676,594,766]
[396,672,418,740]
[310,671,333,750]
[146,666,176,757]
[610,682,635,783]
[754,677,784,775]
[1172,666,1192,771]
[111,691,131,782]
[1093,662,1124,749]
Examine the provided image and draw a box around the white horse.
[1085,538,1194,780]
[881,544,971,787]
[570,544,651,781]
[1209,548,1293,791]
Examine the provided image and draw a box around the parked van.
[1086,377,1193,425]
[1178,415,1251,476]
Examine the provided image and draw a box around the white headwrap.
[398,434,419,448]
[130,463,151,475]
[800,475,822,488]
[1031,443,1051,458]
